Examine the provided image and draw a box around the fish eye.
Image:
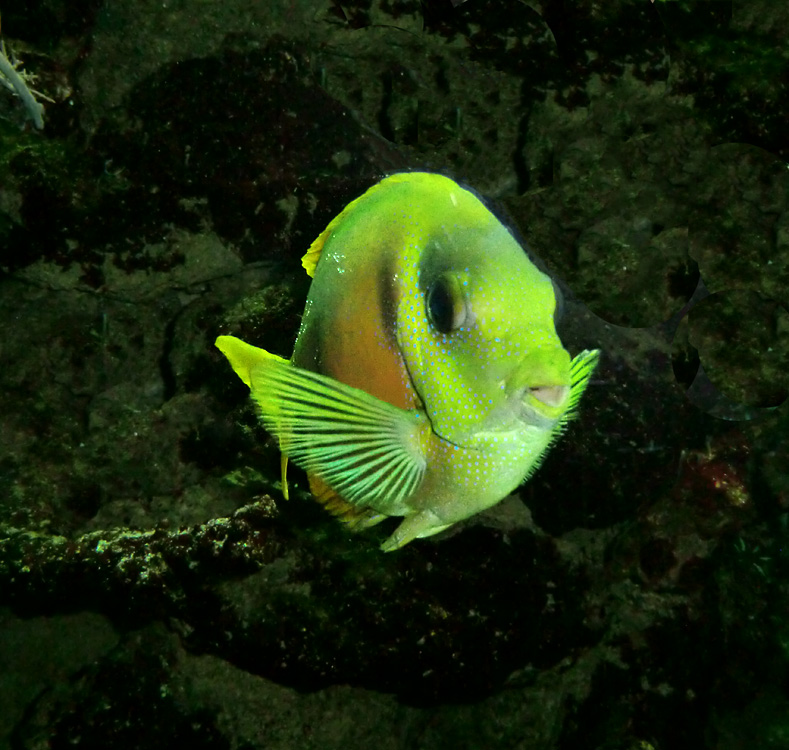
[426,273,467,334]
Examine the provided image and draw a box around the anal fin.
[308,473,386,530]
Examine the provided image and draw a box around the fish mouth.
[518,385,570,429]
[529,385,570,409]
[504,346,573,425]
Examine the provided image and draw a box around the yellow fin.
[216,335,294,499]
[380,511,453,552]
[308,473,386,529]
[281,454,290,500]
[300,234,325,278]
[560,349,601,426]
[215,335,289,388]
[217,335,428,514]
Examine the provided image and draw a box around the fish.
[216,172,599,551]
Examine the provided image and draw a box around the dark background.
[0,1,787,748]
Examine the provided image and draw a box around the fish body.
[216,172,599,551]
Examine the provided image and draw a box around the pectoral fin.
[215,335,427,515]
[559,349,600,426]
[215,335,290,387]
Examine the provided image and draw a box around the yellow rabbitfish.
[216,172,599,551]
